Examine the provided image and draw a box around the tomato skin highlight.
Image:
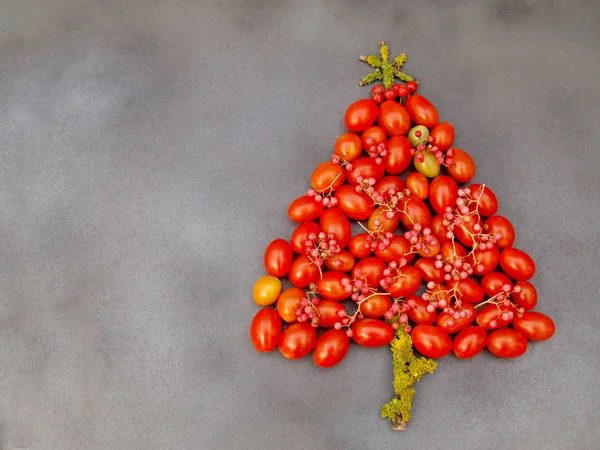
[344,99,379,132]
[334,185,375,220]
[406,172,429,200]
[484,215,516,248]
[476,304,514,330]
[384,265,422,297]
[453,326,487,359]
[349,233,372,259]
[374,175,404,197]
[316,300,346,327]
[470,245,500,275]
[447,148,476,183]
[250,308,283,353]
[468,184,498,217]
[415,258,445,284]
[325,250,355,272]
[288,195,325,223]
[430,122,454,151]
[499,248,536,281]
[278,322,317,360]
[354,257,387,287]
[407,295,437,325]
[361,126,387,150]
[383,135,413,174]
[411,325,452,358]
[405,94,439,128]
[448,278,484,304]
[375,235,414,264]
[264,238,293,277]
[429,175,459,215]
[512,281,538,310]
[334,132,363,162]
[288,255,320,288]
[311,161,345,193]
[481,272,513,297]
[487,328,528,358]
[368,206,400,233]
[346,157,386,185]
[398,196,431,229]
[290,222,320,254]
[313,329,350,368]
[361,293,393,319]
[378,100,411,136]
[316,271,351,301]
[276,287,306,323]
[320,207,352,248]
[351,319,395,347]
[513,312,555,341]
[253,275,282,306]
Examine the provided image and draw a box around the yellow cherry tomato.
[253,275,282,306]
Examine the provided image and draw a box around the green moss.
[359,42,416,90]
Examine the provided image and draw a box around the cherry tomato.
[430,214,451,244]
[454,214,482,248]
[413,150,441,178]
[311,161,345,193]
[476,304,514,330]
[278,322,317,360]
[361,126,388,151]
[288,255,320,288]
[351,319,394,347]
[383,135,413,174]
[264,239,293,277]
[325,250,356,272]
[499,248,536,281]
[384,265,421,297]
[407,295,437,325]
[436,303,476,333]
[344,99,379,132]
[250,308,283,352]
[313,329,350,368]
[453,326,487,359]
[448,278,484,303]
[346,157,386,185]
[446,148,476,183]
[354,257,387,287]
[334,132,363,162]
[405,94,439,128]
[276,287,305,323]
[378,100,411,136]
[411,325,452,358]
[513,312,555,341]
[481,272,513,297]
[334,184,375,220]
[361,293,393,319]
[484,215,516,248]
[486,328,528,358]
[398,196,431,229]
[349,233,372,259]
[368,206,400,233]
[316,271,351,301]
[316,300,346,327]
[253,275,282,306]
[470,244,500,275]
[290,222,320,254]
[288,195,325,223]
[374,176,404,197]
[429,175,459,215]
[375,235,414,264]
[320,207,352,248]
[468,184,498,217]
[440,240,467,261]
[406,172,429,200]
[512,281,537,310]
[430,122,454,151]
[415,258,445,284]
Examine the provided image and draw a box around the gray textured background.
[1,0,599,449]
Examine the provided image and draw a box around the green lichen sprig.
[359,41,416,90]
[381,329,437,430]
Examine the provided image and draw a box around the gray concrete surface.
[1,0,599,449]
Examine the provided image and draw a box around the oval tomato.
[440,240,467,262]
[398,196,431,229]
[253,275,282,306]
[313,329,350,368]
[470,244,500,275]
[405,94,439,128]
[316,300,346,327]
[344,99,378,132]
[407,295,437,325]
[487,328,528,358]
[406,172,429,200]
[453,326,487,359]
[383,135,412,174]
[316,271,351,301]
[264,238,293,277]
[334,132,363,162]
[454,214,482,248]
[311,161,345,193]
[436,303,476,334]
[512,281,537,310]
[448,278,484,304]
[325,250,355,272]
[413,150,441,178]
[374,175,404,197]
[361,293,393,319]
[250,308,283,352]
[447,148,476,183]
[354,257,387,287]
[276,287,306,323]
[288,255,320,288]
[349,233,372,259]
[429,175,459,215]
[476,304,514,330]
[368,206,400,233]
[484,215,515,248]
[290,222,320,254]
[278,322,317,359]
[430,122,454,151]
[378,100,411,136]
[430,214,451,244]
[411,325,452,358]
[468,184,498,217]
[288,195,325,223]
[351,319,394,347]
[361,126,387,150]
[415,258,445,284]
[375,235,414,264]
[346,157,385,185]
[481,272,513,297]
[384,265,421,297]
[499,248,536,281]
[334,184,375,220]
[320,207,352,248]
[513,312,555,341]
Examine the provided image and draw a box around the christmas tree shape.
[249,42,555,430]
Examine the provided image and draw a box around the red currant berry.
[406,81,418,93]
[384,89,396,101]
[397,86,409,97]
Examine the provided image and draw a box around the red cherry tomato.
[383,135,412,174]
[470,245,500,275]
[430,122,454,151]
[316,271,351,301]
[453,326,487,359]
[374,175,404,197]
[325,250,355,272]
[250,308,283,352]
[513,312,555,341]
[288,195,325,223]
[436,303,476,333]
[487,328,528,358]
[288,255,320,288]
[368,206,400,233]
[429,175,459,215]
[430,214,451,244]
[406,172,429,200]
[384,265,422,297]
[468,184,498,217]
[378,100,411,136]
[344,99,378,132]
[454,214,482,247]
[320,207,352,248]
[354,257,387,288]
[290,222,320,254]
[351,319,394,347]
[361,293,393,319]
[407,295,438,325]
[512,281,537,310]
[311,162,346,193]
[484,215,515,248]
[264,238,293,277]
[405,94,439,128]
[375,235,414,264]
[440,240,467,261]
[316,300,346,327]
[334,132,363,162]
[334,185,375,220]
[411,325,452,358]
[361,126,388,151]
[313,329,350,368]
[278,322,317,359]
[415,258,445,284]
[398,196,431,229]
[346,157,386,185]
[476,304,514,330]
[481,272,513,297]
[349,233,372,259]
[448,278,484,304]
[499,248,536,281]
[276,287,305,323]
[447,148,476,183]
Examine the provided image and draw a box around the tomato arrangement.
[249,42,555,429]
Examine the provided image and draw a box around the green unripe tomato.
[414,150,440,178]
[408,125,430,147]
